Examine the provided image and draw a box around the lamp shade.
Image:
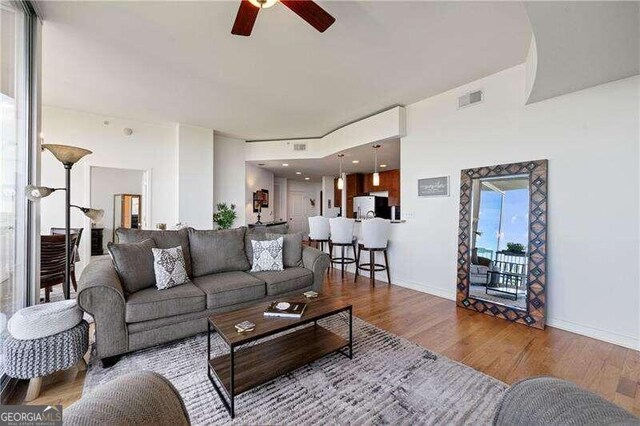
[42,144,92,165]
[24,185,56,201]
[82,208,104,223]
[337,176,344,190]
[373,172,380,187]
[72,205,104,223]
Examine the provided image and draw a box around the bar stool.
[308,216,330,252]
[329,217,357,278]
[356,218,391,285]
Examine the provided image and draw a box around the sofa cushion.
[116,228,193,278]
[251,267,313,296]
[192,272,266,309]
[244,229,269,267]
[125,282,206,323]
[249,224,289,236]
[108,238,157,294]
[266,232,303,268]
[188,227,249,277]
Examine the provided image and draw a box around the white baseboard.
[546,317,640,351]
[341,265,455,301]
[340,266,639,351]
[390,277,457,301]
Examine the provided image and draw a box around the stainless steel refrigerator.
[352,196,390,219]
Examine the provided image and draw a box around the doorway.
[87,167,147,265]
[287,191,305,233]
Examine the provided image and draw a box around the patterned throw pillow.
[152,246,191,290]
[250,237,284,272]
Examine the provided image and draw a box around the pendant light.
[337,154,345,190]
[372,144,381,186]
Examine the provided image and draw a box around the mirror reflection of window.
[469,175,529,309]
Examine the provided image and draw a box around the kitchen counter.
[248,221,288,228]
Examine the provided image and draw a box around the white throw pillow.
[152,246,191,290]
[251,237,284,272]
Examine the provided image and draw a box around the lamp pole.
[64,163,72,299]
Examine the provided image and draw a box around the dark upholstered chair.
[494,377,639,425]
[65,371,190,425]
[41,234,79,302]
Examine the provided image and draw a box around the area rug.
[84,315,506,425]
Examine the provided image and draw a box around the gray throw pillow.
[115,228,193,278]
[188,227,249,277]
[250,238,284,272]
[107,238,157,294]
[152,246,191,290]
[265,232,303,267]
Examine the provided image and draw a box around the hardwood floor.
[14,269,640,416]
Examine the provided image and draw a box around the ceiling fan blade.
[280,0,335,33]
[232,0,260,36]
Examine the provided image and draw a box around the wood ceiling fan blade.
[232,0,260,36]
[280,0,335,33]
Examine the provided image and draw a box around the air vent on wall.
[458,90,484,109]
[293,143,307,151]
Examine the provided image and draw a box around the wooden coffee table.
[207,296,353,418]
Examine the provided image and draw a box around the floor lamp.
[25,144,104,300]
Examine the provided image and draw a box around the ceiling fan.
[231,0,335,37]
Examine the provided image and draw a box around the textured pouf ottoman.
[4,300,89,402]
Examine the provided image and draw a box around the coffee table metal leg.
[348,307,353,359]
[230,345,235,418]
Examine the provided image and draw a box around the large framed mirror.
[456,160,548,329]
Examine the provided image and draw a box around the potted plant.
[213,203,238,230]
[505,242,526,254]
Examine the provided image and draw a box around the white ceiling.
[525,1,639,104]
[40,1,531,140]
[248,138,400,182]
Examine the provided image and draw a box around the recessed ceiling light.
[258,163,265,166]
[282,163,289,167]
[380,164,387,168]
[295,171,302,175]
[352,160,359,164]
[304,177,310,180]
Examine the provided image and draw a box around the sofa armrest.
[494,377,639,425]
[65,372,190,426]
[77,258,128,359]
[302,245,330,292]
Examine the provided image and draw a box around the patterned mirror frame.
[456,159,548,329]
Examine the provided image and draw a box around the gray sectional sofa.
[78,226,330,365]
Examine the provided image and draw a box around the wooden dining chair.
[41,233,79,302]
[50,227,83,291]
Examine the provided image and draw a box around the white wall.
[393,66,639,349]
[245,164,274,224]
[245,107,406,162]
[274,177,287,222]
[213,134,246,227]
[177,124,214,229]
[321,176,340,218]
[42,106,178,272]
[90,166,144,250]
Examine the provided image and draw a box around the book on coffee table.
[264,301,307,318]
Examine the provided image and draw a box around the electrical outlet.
[404,212,415,219]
